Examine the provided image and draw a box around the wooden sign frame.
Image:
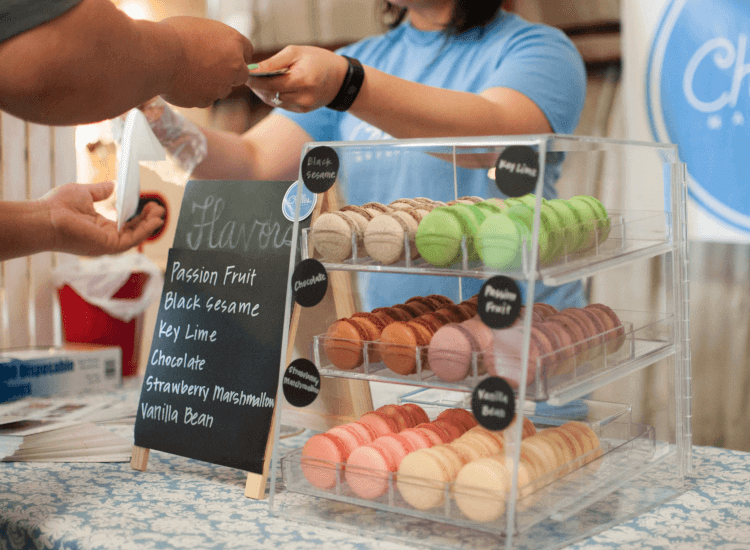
[132,183,373,501]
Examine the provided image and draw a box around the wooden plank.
[28,123,55,347]
[0,114,31,348]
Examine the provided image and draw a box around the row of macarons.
[416,193,610,269]
[300,404,602,522]
[322,294,625,386]
[309,194,609,269]
[323,293,478,374]
[301,404,535,502]
[450,421,602,522]
[311,195,478,265]
[431,302,627,386]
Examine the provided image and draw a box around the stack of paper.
[0,394,136,462]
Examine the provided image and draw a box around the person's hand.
[39,182,166,256]
[159,17,254,108]
[246,46,349,113]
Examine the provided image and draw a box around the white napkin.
[115,109,166,230]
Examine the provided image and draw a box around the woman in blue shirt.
[147,0,587,309]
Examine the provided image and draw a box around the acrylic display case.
[269,135,691,550]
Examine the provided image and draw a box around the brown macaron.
[392,302,425,319]
[380,321,431,375]
[426,294,454,306]
[436,303,473,323]
[372,306,412,323]
[351,312,387,364]
[324,318,371,370]
[405,296,439,311]
[584,303,626,354]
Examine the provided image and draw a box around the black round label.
[292,259,328,307]
[494,146,540,198]
[477,276,522,329]
[471,376,515,431]
[282,359,321,408]
[301,146,339,194]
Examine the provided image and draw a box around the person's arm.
[0,0,254,125]
[0,182,165,261]
[247,46,552,139]
[192,114,310,181]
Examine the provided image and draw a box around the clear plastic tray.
[396,390,632,429]
[279,420,657,536]
[302,210,672,286]
[312,310,674,404]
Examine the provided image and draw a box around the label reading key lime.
[494,146,540,198]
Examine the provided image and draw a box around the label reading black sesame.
[301,146,339,194]
[292,259,328,307]
[478,276,522,329]
[283,359,321,408]
[472,376,515,431]
[494,146,540,198]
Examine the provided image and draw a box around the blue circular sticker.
[282,181,317,222]
[647,0,750,235]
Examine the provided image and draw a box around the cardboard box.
[0,344,122,403]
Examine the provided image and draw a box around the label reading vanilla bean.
[472,376,515,431]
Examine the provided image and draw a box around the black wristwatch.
[327,56,365,112]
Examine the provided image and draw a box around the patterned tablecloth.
[1,393,749,550]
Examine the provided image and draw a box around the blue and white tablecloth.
[1,394,749,550]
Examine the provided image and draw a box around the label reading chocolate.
[494,146,540,198]
[301,146,339,194]
[283,359,321,408]
[292,259,328,307]
[478,276,522,329]
[472,376,515,431]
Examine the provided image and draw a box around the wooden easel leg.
[130,446,150,471]
[245,409,277,499]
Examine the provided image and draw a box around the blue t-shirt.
[281,10,587,311]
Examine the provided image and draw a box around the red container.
[57,272,150,377]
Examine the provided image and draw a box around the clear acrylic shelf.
[303,210,672,286]
[312,310,674,405]
[279,421,657,536]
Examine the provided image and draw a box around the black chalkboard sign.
[134,180,308,474]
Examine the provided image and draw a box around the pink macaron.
[345,444,398,499]
[301,433,348,489]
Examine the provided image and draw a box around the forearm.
[192,114,306,182]
[0,202,54,261]
[0,0,181,125]
[349,67,552,139]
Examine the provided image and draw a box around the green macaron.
[449,203,486,261]
[545,199,585,256]
[567,197,601,252]
[475,213,524,270]
[571,195,610,241]
[539,202,565,263]
[415,207,463,267]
